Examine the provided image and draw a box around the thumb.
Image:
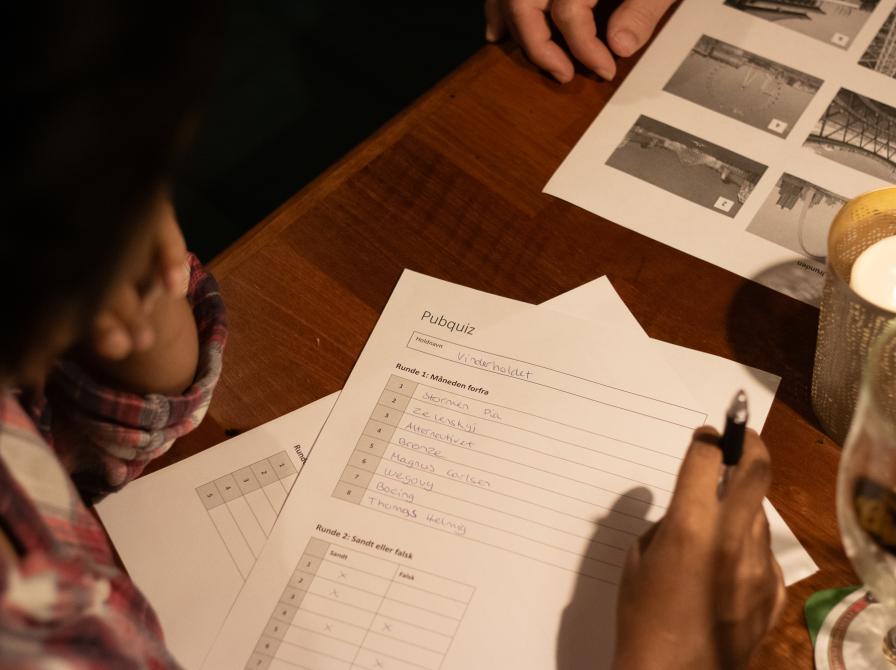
[607,0,676,57]
[484,0,508,42]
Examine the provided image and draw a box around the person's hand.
[484,0,676,82]
[90,197,190,362]
[613,427,786,670]
[81,195,199,395]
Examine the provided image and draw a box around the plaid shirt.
[0,256,226,669]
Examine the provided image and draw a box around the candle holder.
[812,187,896,445]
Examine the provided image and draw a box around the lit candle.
[850,236,896,312]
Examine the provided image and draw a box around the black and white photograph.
[664,36,822,138]
[724,0,880,49]
[804,88,896,181]
[605,115,767,217]
[746,173,846,258]
[860,8,896,77]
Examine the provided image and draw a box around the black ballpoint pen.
[717,390,748,499]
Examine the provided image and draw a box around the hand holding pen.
[614,395,785,670]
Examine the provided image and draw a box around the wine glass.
[837,318,896,662]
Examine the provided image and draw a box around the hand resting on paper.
[77,194,199,396]
[483,0,676,83]
[613,427,787,670]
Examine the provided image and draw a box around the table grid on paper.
[196,451,299,579]
[332,371,696,584]
[245,538,475,670]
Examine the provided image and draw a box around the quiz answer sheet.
[198,271,812,670]
[95,394,337,670]
[98,275,814,669]
[546,0,896,306]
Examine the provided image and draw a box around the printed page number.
[767,119,787,134]
[714,196,734,213]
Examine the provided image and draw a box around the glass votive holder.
[812,187,896,445]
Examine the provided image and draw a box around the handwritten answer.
[245,538,474,670]
[333,375,696,584]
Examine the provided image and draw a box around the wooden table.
[166,43,856,668]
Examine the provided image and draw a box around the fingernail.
[552,69,574,84]
[485,25,498,42]
[612,29,638,56]
[166,262,190,297]
[179,262,190,297]
[597,67,615,81]
[102,329,131,359]
[165,266,182,293]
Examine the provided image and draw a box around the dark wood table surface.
[163,43,856,668]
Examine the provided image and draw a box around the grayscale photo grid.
[605,115,767,218]
[723,0,880,49]
[664,35,822,138]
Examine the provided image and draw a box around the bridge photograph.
[724,0,880,49]
[664,35,823,138]
[606,115,767,218]
[804,88,896,181]
[860,8,896,77]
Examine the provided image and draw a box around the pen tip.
[728,389,749,422]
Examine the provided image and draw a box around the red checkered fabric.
[0,255,226,668]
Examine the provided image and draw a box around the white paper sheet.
[199,271,810,670]
[544,277,816,584]
[545,0,896,306]
[95,394,338,670]
[97,274,814,669]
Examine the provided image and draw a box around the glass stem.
[884,626,896,664]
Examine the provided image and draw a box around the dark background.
[175,1,485,261]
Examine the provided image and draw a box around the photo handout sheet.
[545,0,896,306]
[724,0,880,49]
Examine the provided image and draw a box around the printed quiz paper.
[95,395,338,670]
[547,0,896,305]
[197,272,813,670]
[99,275,814,669]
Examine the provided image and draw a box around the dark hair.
[1,1,219,377]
